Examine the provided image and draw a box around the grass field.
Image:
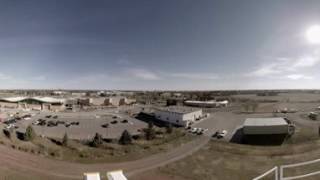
[152,139,320,180]
[0,127,195,164]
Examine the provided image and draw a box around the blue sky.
[0,0,320,90]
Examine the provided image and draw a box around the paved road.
[0,136,210,179]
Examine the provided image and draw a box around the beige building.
[0,97,65,111]
[154,106,203,127]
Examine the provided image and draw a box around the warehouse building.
[242,117,294,145]
[0,97,65,111]
[104,97,136,107]
[184,100,229,108]
[154,106,203,127]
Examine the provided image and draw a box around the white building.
[154,106,203,127]
[243,118,290,135]
[184,100,229,108]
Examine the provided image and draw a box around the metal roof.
[107,170,127,180]
[0,97,65,104]
[155,106,201,114]
[244,118,288,127]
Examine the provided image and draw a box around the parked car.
[47,121,58,127]
[38,119,47,126]
[191,128,198,134]
[56,120,65,125]
[111,120,118,124]
[212,131,219,138]
[45,115,52,118]
[6,124,16,129]
[121,119,129,123]
[197,128,204,135]
[217,130,228,139]
[70,122,80,125]
[101,123,109,128]
[53,115,58,119]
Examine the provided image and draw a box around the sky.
[0,0,320,90]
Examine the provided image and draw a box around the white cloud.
[126,68,161,80]
[31,75,47,81]
[249,63,281,76]
[293,56,320,68]
[250,51,320,78]
[168,73,219,80]
[286,74,313,80]
[0,73,13,80]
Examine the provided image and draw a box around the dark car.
[53,115,58,119]
[70,122,80,126]
[56,121,65,125]
[121,119,129,123]
[47,121,57,127]
[111,120,118,124]
[101,123,109,128]
[38,119,47,126]
[46,115,52,118]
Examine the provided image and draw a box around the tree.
[251,102,259,112]
[166,123,173,134]
[3,129,11,139]
[25,125,36,141]
[242,103,250,113]
[90,133,103,147]
[62,133,69,147]
[144,122,156,140]
[119,130,132,145]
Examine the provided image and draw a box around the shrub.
[119,130,132,145]
[3,129,11,139]
[25,125,36,141]
[90,133,103,147]
[144,122,156,140]
[166,123,173,134]
[62,133,69,147]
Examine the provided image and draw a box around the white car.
[191,128,198,133]
[217,130,228,138]
[32,120,39,125]
[6,124,15,129]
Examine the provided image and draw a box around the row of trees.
[4,121,174,148]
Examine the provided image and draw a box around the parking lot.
[2,108,148,140]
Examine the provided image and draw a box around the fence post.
[279,166,283,180]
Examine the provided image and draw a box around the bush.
[309,113,318,120]
[90,133,103,147]
[3,129,11,139]
[25,125,36,141]
[62,133,69,147]
[119,130,132,145]
[144,122,156,140]
[166,123,173,134]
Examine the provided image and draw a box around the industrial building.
[242,117,294,145]
[104,97,136,106]
[184,100,229,108]
[154,106,203,127]
[0,97,65,111]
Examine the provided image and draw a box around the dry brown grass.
[158,139,320,180]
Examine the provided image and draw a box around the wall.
[154,110,185,126]
[183,110,203,122]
